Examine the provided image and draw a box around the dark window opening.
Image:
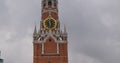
[48,0,52,6]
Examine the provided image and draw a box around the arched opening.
[48,0,52,6]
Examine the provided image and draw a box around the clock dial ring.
[43,18,57,30]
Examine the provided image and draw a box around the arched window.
[48,0,52,6]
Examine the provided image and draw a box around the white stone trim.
[42,43,44,54]
[43,33,57,43]
[42,9,57,14]
[57,43,59,54]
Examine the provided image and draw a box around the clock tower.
[33,0,68,63]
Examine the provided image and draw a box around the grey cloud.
[0,0,120,63]
[64,0,120,63]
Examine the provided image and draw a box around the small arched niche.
[48,0,52,6]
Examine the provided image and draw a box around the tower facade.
[33,0,68,63]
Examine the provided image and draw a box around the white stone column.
[42,43,44,54]
[57,43,59,54]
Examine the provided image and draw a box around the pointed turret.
[33,25,37,37]
[64,24,67,34]
[34,25,37,34]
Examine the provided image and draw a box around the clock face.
[43,18,57,30]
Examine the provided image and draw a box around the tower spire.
[64,24,67,34]
[33,25,37,36]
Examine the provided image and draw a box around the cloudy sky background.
[0,0,120,63]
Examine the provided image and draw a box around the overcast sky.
[0,0,120,63]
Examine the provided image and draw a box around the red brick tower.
[33,0,68,63]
